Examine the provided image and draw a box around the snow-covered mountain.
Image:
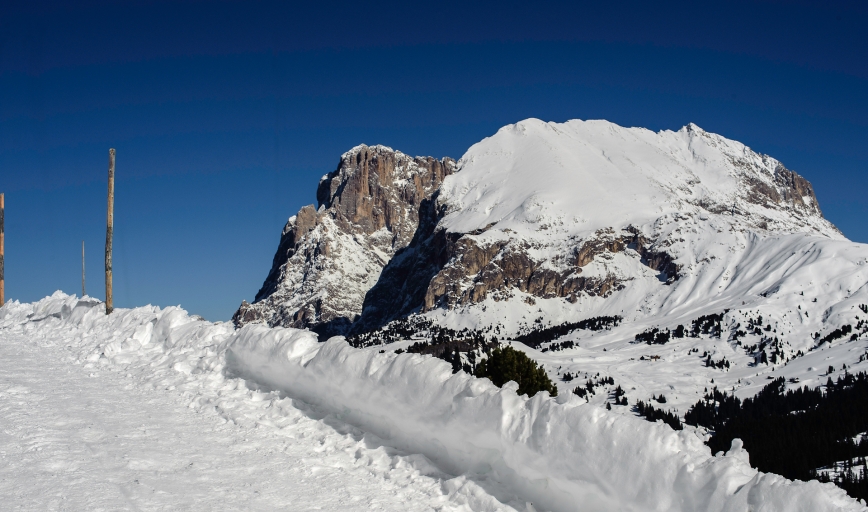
[356,119,854,332]
[238,118,862,339]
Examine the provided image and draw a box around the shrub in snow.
[474,345,557,397]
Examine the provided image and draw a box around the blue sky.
[2,0,867,321]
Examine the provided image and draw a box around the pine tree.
[475,346,558,398]
[451,350,462,374]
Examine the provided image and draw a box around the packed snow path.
[1,332,404,510]
[0,293,863,511]
[0,303,512,511]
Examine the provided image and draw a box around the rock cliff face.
[233,145,455,335]
[418,226,681,311]
[351,220,684,332]
[237,119,841,336]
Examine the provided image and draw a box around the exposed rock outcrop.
[352,225,679,332]
[233,145,455,335]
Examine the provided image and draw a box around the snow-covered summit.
[440,118,838,240]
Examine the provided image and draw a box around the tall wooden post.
[82,240,86,297]
[105,149,115,314]
[0,193,4,308]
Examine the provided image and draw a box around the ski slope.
[1,293,862,511]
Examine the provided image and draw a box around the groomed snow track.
[2,293,863,512]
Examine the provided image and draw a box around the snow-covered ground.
[500,299,868,417]
[0,294,520,511]
[1,293,863,511]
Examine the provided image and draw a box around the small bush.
[475,346,557,398]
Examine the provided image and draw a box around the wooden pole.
[105,149,114,314]
[82,240,86,297]
[0,193,4,308]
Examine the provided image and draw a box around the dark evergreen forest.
[514,316,622,349]
[682,372,868,500]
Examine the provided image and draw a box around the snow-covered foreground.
[1,293,863,511]
[0,295,513,512]
[0,331,451,511]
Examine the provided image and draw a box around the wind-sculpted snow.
[3,293,861,512]
[1,293,518,511]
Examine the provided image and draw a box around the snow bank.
[1,293,862,512]
[226,326,861,512]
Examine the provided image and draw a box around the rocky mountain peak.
[314,144,453,239]
[232,145,455,335]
